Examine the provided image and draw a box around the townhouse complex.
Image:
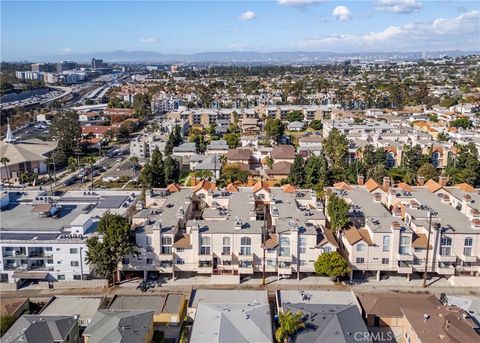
[122,181,337,282]
[327,178,480,280]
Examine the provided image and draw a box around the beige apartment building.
[264,105,330,122]
[326,178,480,280]
[122,181,337,282]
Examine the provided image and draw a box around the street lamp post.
[422,209,436,288]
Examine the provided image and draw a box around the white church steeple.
[4,118,15,143]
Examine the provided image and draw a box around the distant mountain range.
[10,50,480,64]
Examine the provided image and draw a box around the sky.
[1,0,479,60]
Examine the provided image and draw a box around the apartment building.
[121,181,337,282]
[326,178,480,280]
[0,190,140,285]
[323,119,400,138]
[130,134,166,159]
[174,108,257,127]
[265,105,331,122]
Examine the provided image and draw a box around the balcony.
[436,266,456,275]
[198,262,213,274]
[458,254,478,263]
[397,252,414,262]
[437,254,457,263]
[456,264,480,273]
[28,252,53,259]
[238,261,254,274]
[397,261,413,274]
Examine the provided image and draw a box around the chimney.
[357,175,365,185]
[417,176,425,186]
[439,176,448,187]
[391,221,401,230]
[383,177,391,190]
[234,217,243,230]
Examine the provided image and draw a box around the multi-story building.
[0,190,140,285]
[265,105,331,122]
[130,134,166,159]
[323,119,400,138]
[325,178,480,280]
[121,181,337,282]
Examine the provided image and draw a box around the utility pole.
[423,209,434,288]
[262,206,267,286]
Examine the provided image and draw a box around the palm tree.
[0,157,10,182]
[275,310,305,343]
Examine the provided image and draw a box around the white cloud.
[239,11,256,21]
[376,0,422,14]
[332,6,352,21]
[297,10,479,51]
[277,0,325,7]
[140,37,159,44]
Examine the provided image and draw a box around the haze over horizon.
[1,0,479,61]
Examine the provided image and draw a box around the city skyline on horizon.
[1,0,479,61]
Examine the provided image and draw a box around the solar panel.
[97,196,128,209]
[0,232,60,241]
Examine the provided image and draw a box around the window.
[399,236,411,255]
[239,260,252,268]
[146,258,153,265]
[267,259,275,266]
[356,244,365,252]
[122,258,130,265]
[70,261,79,267]
[176,248,184,253]
[240,237,252,256]
[73,275,81,280]
[440,235,452,256]
[299,237,307,254]
[57,275,65,280]
[161,236,172,254]
[382,258,389,265]
[356,257,365,264]
[279,236,290,257]
[45,247,52,251]
[176,258,184,265]
[200,236,211,255]
[47,259,53,264]
[222,237,231,255]
[464,237,473,256]
[146,236,152,245]
[382,236,390,252]
[70,248,78,254]
[323,247,332,253]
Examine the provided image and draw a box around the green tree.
[286,110,303,122]
[49,111,81,155]
[224,133,240,149]
[416,163,438,182]
[288,155,305,187]
[314,251,350,281]
[219,165,249,186]
[402,145,428,175]
[446,143,480,186]
[304,155,322,189]
[190,134,207,153]
[327,193,349,232]
[0,315,16,336]
[275,310,305,343]
[85,213,137,284]
[0,157,10,181]
[367,163,389,184]
[265,156,274,169]
[450,118,472,129]
[323,128,348,173]
[437,132,449,142]
[308,120,322,130]
[140,147,165,188]
[164,155,180,184]
[265,118,285,143]
[132,93,151,119]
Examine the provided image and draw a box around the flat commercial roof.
[1,204,84,231]
[189,290,268,308]
[41,296,103,325]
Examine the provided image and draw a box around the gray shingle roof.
[83,310,154,343]
[2,315,78,343]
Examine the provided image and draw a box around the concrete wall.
[448,275,480,287]
[53,279,108,289]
